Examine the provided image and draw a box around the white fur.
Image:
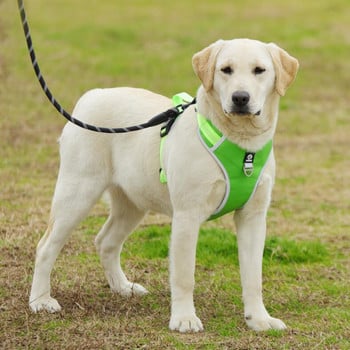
[29,39,298,333]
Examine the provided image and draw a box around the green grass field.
[1,0,349,349]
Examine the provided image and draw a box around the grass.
[1,0,350,348]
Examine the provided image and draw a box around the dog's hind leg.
[95,186,148,297]
[29,173,107,313]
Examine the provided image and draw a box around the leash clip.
[243,152,255,177]
[175,104,184,114]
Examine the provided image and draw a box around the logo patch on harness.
[243,152,255,177]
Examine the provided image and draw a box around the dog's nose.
[232,91,250,107]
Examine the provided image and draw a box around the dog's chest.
[197,113,272,220]
[160,93,272,221]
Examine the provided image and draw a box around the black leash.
[17,0,195,133]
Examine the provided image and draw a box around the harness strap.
[197,113,222,145]
[197,114,273,219]
[159,93,194,183]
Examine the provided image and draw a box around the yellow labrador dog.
[29,38,298,333]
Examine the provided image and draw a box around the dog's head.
[192,39,299,118]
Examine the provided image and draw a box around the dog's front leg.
[234,175,286,331]
[169,212,203,333]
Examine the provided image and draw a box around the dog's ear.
[267,43,299,96]
[192,40,224,91]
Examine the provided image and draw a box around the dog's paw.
[169,314,204,333]
[245,315,287,331]
[118,282,148,297]
[29,295,62,313]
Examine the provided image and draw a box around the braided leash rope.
[17,0,195,133]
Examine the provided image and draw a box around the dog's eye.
[254,67,266,75]
[221,66,233,75]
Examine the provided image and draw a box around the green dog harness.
[159,93,273,220]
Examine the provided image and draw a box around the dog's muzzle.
[225,91,261,117]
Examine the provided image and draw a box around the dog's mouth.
[224,108,261,117]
